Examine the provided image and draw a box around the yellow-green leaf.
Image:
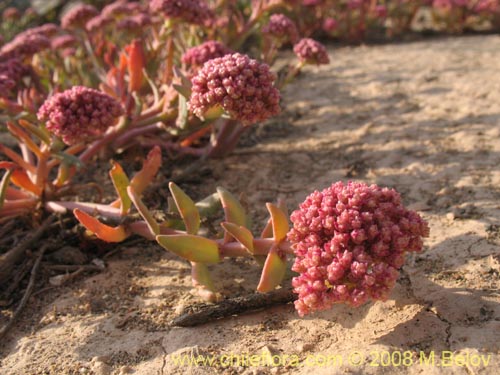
[156,234,220,263]
[109,161,131,215]
[266,202,289,243]
[256,248,287,293]
[191,262,215,292]
[127,186,159,236]
[169,182,200,235]
[221,222,254,253]
[217,187,247,226]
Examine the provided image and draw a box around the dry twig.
[0,244,49,340]
[170,287,294,327]
[0,215,55,285]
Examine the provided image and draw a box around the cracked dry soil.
[1,35,500,374]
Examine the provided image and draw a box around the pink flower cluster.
[0,58,30,97]
[288,181,429,316]
[37,86,124,145]
[61,4,99,29]
[51,35,77,50]
[182,41,233,70]
[102,1,144,17]
[188,53,281,124]
[0,33,50,61]
[293,38,330,65]
[262,14,299,44]
[149,0,213,25]
[117,13,152,31]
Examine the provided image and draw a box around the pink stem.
[113,123,165,149]
[45,201,122,217]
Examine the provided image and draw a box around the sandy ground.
[1,35,500,375]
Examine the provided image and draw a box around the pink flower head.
[288,181,430,316]
[262,14,299,44]
[61,4,99,29]
[347,0,363,9]
[51,35,77,50]
[86,15,113,32]
[149,0,213,25]
[102,0,143,17]
[189,53,281,124]
[474,0,498,12]
[0,58,31,97]
[293,38,330,65]
[374,5,388,18]
[117,13,152,31]
[322,17,338,32]
[303,0,323,5]
[37,86,124,145]
[2,7,20,20]
[17,23,59,38]
[0,34,50,61]
[182,41,233,70]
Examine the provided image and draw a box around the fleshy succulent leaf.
[217,186,247,226]
[256,248,287,293]
[127,186,160,236]
[195,192,221,218]
[73,209,128,242]
[220,222,254,253]
[266,202,289,243]
[261,198,287,238]
[168,182,200,235]
[109,161,131,215]
[191,262,215,291]
[129,146,161,196]
[11,169,42,196]
[6,122,42,157]
[156,234,220,263]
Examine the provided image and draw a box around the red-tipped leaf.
[129,146,161,196]
[256,248,287,293]
[74,209,128,242]
[221,222,254,253]
[266,202,289,243]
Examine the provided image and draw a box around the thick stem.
[45,201,122,217]
[207,119,246,158]
[78,119,129,163]
[113,123,165,149]
[217,238,294,257]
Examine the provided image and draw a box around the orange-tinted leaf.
[221,222,254,253]
[168,182,200,234]
[256,248,287,293]
[126,39,145,92]
[6,122,42,157]
[129,146,161,195]
[266,203,289,243]
[156,234,220,263]
[261,199,288,238]
[73,209,128,242]
[109,161,131,215]
[11,169,42,195]
[0,145,36,174]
